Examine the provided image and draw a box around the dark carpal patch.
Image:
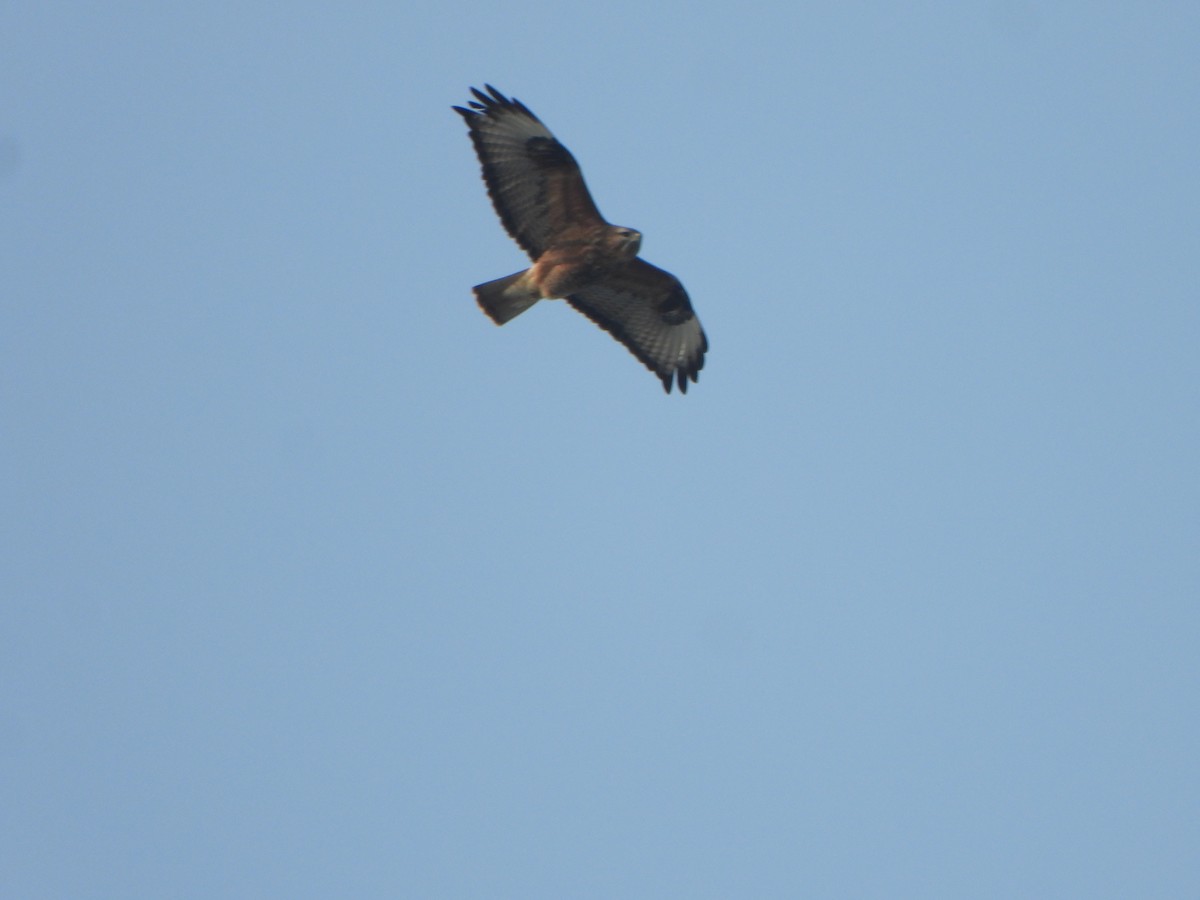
[526,137,577,169]
[657,287,695,325]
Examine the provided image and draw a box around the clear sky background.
[3,2,1198,897]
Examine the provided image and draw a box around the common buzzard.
[454,85,707,393]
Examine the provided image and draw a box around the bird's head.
[610,226,643,259]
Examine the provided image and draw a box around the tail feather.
[473,271,541,325]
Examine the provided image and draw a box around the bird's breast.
[531,244,628,298]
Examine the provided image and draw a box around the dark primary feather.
[568,260,707,393]
[453,85,605,259]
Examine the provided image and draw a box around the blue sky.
[3,2,1198,897]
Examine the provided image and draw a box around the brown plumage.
[454,85,707,393]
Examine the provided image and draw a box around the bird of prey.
[454,85,707,393]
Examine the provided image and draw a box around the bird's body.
[454,85,707,393]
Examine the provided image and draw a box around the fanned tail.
[473,271,541,324]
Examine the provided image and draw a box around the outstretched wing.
[568,259,708,393]
[454,85,606,259]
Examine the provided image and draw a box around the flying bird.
[454,85,707,393]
